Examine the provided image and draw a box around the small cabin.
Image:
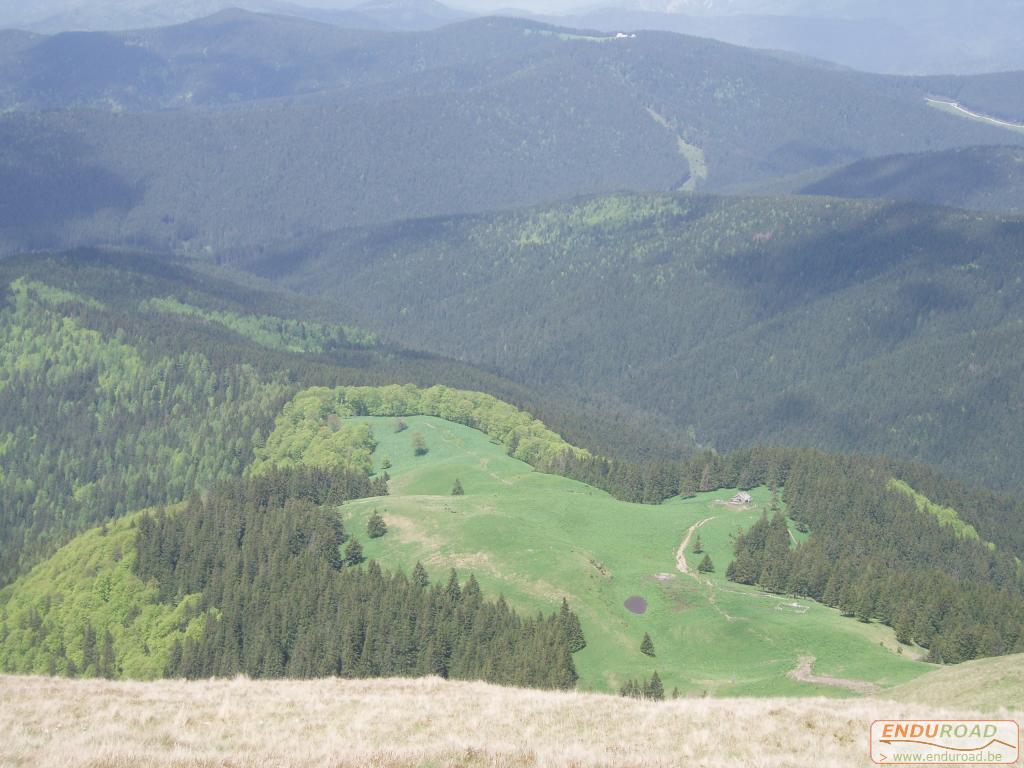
[731,492,753,504]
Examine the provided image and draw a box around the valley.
[2,5,1024,764]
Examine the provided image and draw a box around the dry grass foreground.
[2,675,1022,768]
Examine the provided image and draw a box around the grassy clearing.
[2,674,1018,768]
[345,416,929,696]
[888,478,982,541]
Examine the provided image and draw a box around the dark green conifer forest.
[135,470,582,687]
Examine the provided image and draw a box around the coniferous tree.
[81,623,97,674]
[697,553,715,573]
[344,537,365,566]
[645,671,665,700]
[854,581,875,623]
[131,471,579,689]
[692,535,703,554]
[367,511,387,539]
[412,561,429,588]
[98,629,116,679]
[559,597,587,652]
[640,632,655,657]
[452,478,464,496]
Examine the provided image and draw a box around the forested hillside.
[725,454,1024,664]
[2,14,1023,257]
[0,250,680,586]
[251,192,1024,494]
[4,393,1023,691]
[0,466,583,687]
[801,146,1024,214]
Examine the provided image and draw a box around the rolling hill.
[2,13,1024,257]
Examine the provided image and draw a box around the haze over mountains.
[5,0,1024,74]
[2,10,1024,261]
[4,2,1024,747]
[3,9,1024,496]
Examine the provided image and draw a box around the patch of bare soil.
[789,656,880,694]
[675,518,713,576]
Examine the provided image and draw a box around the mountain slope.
[879,653,1024,712]
[529,4,1024,76]
[801,146,1024,214]
[5,675,1014,768]
[0,250,682,584]
[0,406,931,694]
[252,191,1024,493]
[0,0,456,34]
[2,15,1024,256]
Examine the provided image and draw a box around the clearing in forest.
[342,415,929,696]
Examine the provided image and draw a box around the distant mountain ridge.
[801,146,1024,214]
[2,12,1023,258]
[517,1,1024,74]
[0,0,467,33]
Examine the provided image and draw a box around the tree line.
[724,454,1024,664]
[134,467,584,688]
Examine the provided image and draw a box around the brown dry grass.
[1,675,1020,768]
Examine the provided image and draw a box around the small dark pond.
[624,596,647,614]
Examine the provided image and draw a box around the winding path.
[676,517,714,576]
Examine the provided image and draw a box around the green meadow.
[344,416,930,696]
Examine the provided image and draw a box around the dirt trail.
[789,656,880,694]
[676,517,713,576]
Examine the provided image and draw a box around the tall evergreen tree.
[640,632,655,657]
[645,671,665,700]
[344,537,365,566]
[559,597,587,652]
[412,561,429,588]
[367,511,387,539]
